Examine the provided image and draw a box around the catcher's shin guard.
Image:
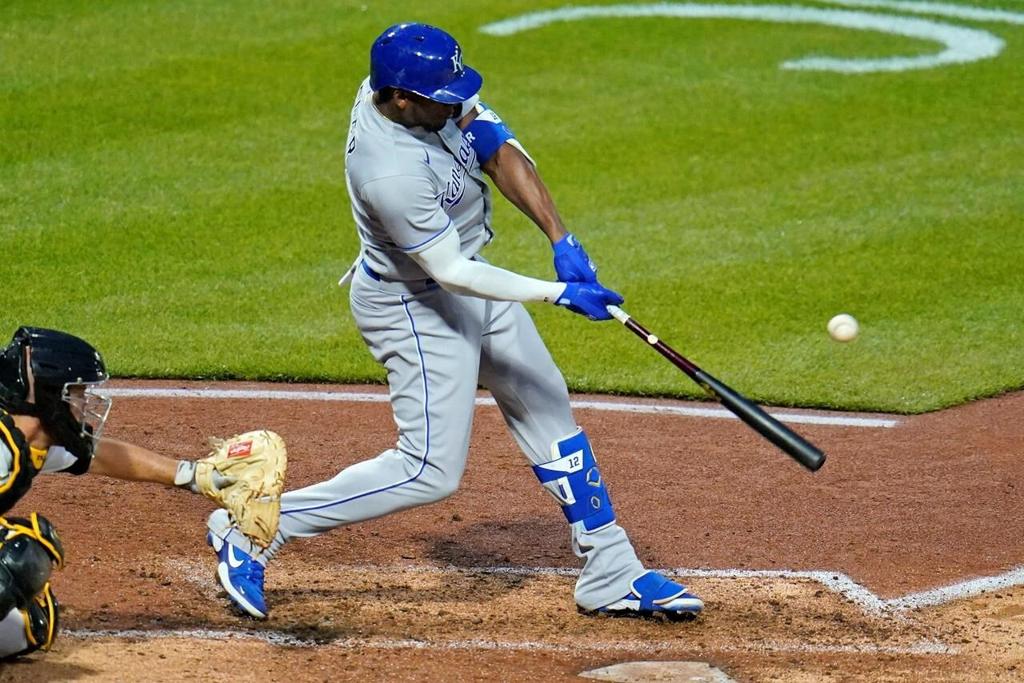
[21,583,58,655]
[532,428,615,532]
[0,583,59,659]
[0,513,64,616]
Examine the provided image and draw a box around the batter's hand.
[552,233,598,283]
[556,282,624,321]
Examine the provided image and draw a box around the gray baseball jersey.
[262,78,646,609]
[346,77,492,282]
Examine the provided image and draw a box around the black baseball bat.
[606,306,826,472]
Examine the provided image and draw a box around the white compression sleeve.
[412,229,565,303]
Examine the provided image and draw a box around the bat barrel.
[607,305,826,472]
[696,370,826,471]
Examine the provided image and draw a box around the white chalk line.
[66,558,1010,656]
[62,627,956,656]
[444,563,1024,614]
[166,555,1024,618]
[103,387,900,429]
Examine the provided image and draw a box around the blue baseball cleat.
[206,517,268,619]
[584,571,704,621]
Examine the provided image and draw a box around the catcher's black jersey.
[0,409,47,515]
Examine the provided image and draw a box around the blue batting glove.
[556,282,624,321]
[552,233,598,283]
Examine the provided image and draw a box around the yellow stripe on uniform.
[0,417,22,495]
[29,513,63,568]
[29,446,47,470]
[21,605,37,646]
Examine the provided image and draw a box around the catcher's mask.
[0,327,111,459]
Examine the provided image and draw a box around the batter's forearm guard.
[532,429,615,532]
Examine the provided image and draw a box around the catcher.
[0,326,286,659]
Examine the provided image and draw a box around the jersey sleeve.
[457,94,481,119]
[40,445,89,475]
[358,174,455,254]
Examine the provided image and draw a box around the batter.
[207,22,704,621]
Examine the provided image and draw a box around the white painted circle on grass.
[479,4,1005,73]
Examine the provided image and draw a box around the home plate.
[580,661,736,682]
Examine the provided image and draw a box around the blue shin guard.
[532,428,615,532]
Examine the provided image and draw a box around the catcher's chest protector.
[0,410,43,515]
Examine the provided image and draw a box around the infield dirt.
[2,381,1022,681]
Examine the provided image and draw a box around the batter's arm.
[412,218,621,319]
[480,143,567,245]
[413,229,564,303]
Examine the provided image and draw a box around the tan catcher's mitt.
[194,430,287,548]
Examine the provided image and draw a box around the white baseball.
[827,313,859,342]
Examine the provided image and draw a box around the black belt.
[361,260,436,286]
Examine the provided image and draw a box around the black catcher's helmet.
[0,327,111,459]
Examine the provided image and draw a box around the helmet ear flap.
[0,332,32,413]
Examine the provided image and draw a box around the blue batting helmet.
[369,23,482,104]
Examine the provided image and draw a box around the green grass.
[3,1,1022,412]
